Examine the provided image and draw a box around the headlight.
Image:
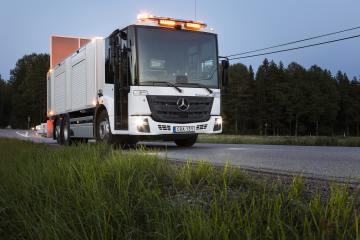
[135,117,145,127]
[213,117,222,131]
[215,117,222,125]
[135,117,150,133]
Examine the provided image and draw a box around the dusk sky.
[0,0,359,80]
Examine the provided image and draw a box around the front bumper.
[128,115,222,135]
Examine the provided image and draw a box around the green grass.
[0,138,359,239]
[198,134,360,147]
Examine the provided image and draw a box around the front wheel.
[96,110,114,144]
[174,135,198,147]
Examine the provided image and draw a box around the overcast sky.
[0,0,359,80]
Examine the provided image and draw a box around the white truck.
[47,14,229,146]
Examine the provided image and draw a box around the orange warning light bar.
[137,13,207,30]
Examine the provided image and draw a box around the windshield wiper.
[176,83,213,94]
[142,81,183,93]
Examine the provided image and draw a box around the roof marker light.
[184,22,204,30]
[158,19,176,27]
[137,12,152,21]
[91,37,103,43]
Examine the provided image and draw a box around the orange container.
[47,119,54,138]
[50,35,90,68]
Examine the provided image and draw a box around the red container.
[50,35,90,68]
[47,119,53,138]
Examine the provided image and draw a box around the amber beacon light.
[158,19,177,27]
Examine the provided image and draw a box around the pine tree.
[254,59,270,135]
[336,71,352,135]
[349,78,360,136]
[222,63,252,133]
[285,63,307,136]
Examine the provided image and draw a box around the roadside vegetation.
[222,61,360,138]
[0,138,359,239]
[198,134,360,147]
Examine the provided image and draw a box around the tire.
[96,110,114,144]
[61,117,71,146]
[174,135,198,147]
[55,118,63,144]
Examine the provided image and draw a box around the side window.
[105,38,114,84]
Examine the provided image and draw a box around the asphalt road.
[1,129,360,181]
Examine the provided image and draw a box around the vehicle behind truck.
[47,14,229,147]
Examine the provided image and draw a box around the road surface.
[1,129,360,181]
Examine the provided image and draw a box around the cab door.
[111,30,130,130]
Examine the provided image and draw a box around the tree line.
[0,54,359,136]
[222,59,360,136]
[0,54,49,129]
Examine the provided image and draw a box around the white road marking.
[16,131,29,138]
[227,148,248,151]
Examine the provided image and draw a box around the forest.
[222,59,360,136]
[0,54,359,136]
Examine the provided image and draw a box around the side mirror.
[221,60,229,87]
[119,31,127,40]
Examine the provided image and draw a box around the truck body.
[47,15,227,146]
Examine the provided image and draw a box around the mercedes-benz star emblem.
[177,98,190,111]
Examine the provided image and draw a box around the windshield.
[136,27,219,89]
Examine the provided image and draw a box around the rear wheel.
[61,117,71,146]
[174,135,198,147]
[96,110,114,144]
[55,118,63,144]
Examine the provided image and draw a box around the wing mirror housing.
[221,59,229,87]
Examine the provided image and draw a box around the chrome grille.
[147,95,213,124]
